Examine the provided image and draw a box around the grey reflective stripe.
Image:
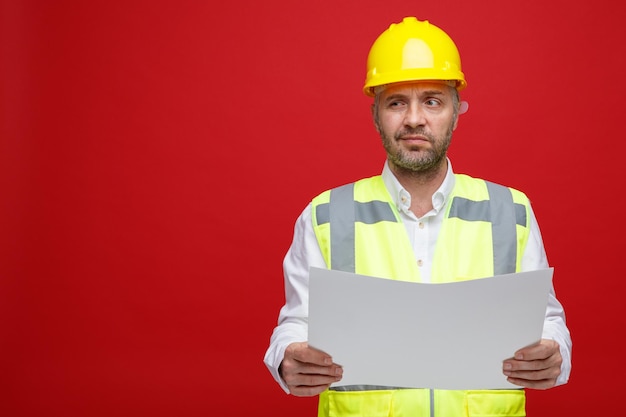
[321,183,398,272]
[430,388,435,417]
[330,385,408,391]
[487,182,517,275]
[448,181,524,275]
[316,200,397,226]
[448,199,491,221]
[356,200,398,224]
[515,203,527,227]
[329,184,356,272]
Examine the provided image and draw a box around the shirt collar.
[381,158,456,214]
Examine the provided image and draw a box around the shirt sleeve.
[522,205,572,386]
[263,203,326,394]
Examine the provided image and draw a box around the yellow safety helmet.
[363,17,467,97]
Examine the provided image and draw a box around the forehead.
[379,81,453,98]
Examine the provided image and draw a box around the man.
[264,16,572,416]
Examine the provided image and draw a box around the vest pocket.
[323,390,393,417]
[466,389,526,417]
[320,389,431,417]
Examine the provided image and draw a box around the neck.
[389,159,448,217]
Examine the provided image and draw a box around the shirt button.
[417,259,423,267]
[418,222,424,229]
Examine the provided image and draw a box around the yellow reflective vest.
[311,174,532,417]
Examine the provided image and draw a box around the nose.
[404,103,426,128]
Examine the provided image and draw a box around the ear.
[453,101,469,131]
[459,101,469,115]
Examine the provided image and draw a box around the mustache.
[395,127,433,140]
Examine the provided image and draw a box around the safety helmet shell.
[363,17,467,97]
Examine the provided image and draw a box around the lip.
[399,135,429,144]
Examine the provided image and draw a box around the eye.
[424,98,441,107]
[386,100,406,109]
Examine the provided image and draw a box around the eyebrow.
[383,90,446,103]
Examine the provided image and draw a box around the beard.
[381,125,454,173]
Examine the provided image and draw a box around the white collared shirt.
[264,159,572,393]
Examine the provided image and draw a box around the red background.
[1,1,624,415]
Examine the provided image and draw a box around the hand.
[279,342,343,397]
[502,339,562,389]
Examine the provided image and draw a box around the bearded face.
[373,82,459,174]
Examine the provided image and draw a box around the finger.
[289,369,342,388]
[296,361,343,377]
[282,357,343,381]
[290,382,334,397]
[514,339,559,361]
[287,342,334,367]
[285,366,343,397]
[506,375,556,390]
[281,354,343,386]
[503,353,561,374]
[504,365,560,382]
[504,358,547,372]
